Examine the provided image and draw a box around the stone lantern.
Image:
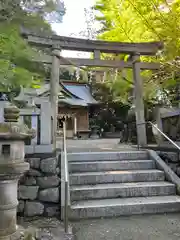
[0,103,35,239]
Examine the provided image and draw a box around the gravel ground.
[73,213,180,240]
[11,217,74,240]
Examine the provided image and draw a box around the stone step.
[70,195,180,219]
[70,182,176,201]
[67,151,148,162]
[69,170,165,185]
[69,160,155,173]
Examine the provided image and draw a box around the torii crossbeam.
[21,29,163,149]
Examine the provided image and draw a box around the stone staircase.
[66,150,180,219]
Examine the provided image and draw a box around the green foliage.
[91,80,130,131]
[0,0,65,24]
[94,0,180,106]
[0,23,44,92]
[0,0,65,95]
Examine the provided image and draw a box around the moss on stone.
[0,123,10,133]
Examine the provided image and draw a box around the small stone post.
[0,103,35,239]
[40,101,51,145]
[153,104,163,145]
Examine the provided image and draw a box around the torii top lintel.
[21,29,163,56]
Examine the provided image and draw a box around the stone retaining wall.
[18,156,61,217]
[158,151,180,177]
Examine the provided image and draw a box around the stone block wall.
[18,156,61,217]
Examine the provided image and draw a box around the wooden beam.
[21,29,163,55]
[33,55,160,70]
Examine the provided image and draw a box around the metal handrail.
[62,120,69,233]
[137,121,180,151]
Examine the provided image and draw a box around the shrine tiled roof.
[14,81,98,106]
[61,82,98,105]
[58,98,88,106]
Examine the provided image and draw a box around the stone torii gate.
[21,29,163,149]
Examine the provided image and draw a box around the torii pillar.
[50,45,61,150]
[132,53,147,147]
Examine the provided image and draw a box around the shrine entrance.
[21,29,163,149]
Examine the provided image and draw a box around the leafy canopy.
[0,0,65,93]
[94,0,180,105]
